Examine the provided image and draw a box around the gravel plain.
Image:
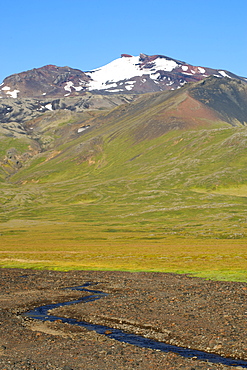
[0,268,246,370]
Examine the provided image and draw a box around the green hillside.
[0,77,247,280]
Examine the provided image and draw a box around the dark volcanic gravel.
[0,268,246,369]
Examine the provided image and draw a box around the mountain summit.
[0,54,246,99]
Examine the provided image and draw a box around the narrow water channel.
[23,283,247,368]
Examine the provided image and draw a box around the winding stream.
[23,283,247,368]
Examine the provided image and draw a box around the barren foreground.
[0,268,246,370]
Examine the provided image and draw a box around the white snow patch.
[219,70,232,78]
[152,58,178,72]
[182,65,188,71]
[107,89,123,92]
[2,86,11,90]
[74,86,83,91]
[125,85,134,90]
[42,93,47,95]
[106,82,118,88]
[64,81,74,92]
[45,103,53,111]
[198,67,205,74]
[64,93,70,96]
[150,72,160,80]
[78,128,84,133]
[6,89,19,98]
[78,125,90,133]
[64,81,84,92]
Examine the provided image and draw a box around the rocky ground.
[0,268,246,370]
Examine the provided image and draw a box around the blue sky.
[0,0,246,82]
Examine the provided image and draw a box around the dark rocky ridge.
[189,77,247,125]
[0,93,137,125]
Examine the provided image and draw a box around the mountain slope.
[1,76,246,184]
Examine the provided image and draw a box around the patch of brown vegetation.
[44,150,61,162]
[133,92,222,142]
[167,94,221,125]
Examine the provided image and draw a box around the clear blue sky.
[0,0,246,82]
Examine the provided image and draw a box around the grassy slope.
[0,82,247,281]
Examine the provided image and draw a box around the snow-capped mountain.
[0,53,246,99]
[86,53,245,94]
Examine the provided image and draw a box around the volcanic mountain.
[0,53,246,100]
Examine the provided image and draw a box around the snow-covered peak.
[86,55,180,91]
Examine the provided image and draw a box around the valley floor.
[0,268,246,369]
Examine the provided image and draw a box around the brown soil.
[0,268,246,370]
